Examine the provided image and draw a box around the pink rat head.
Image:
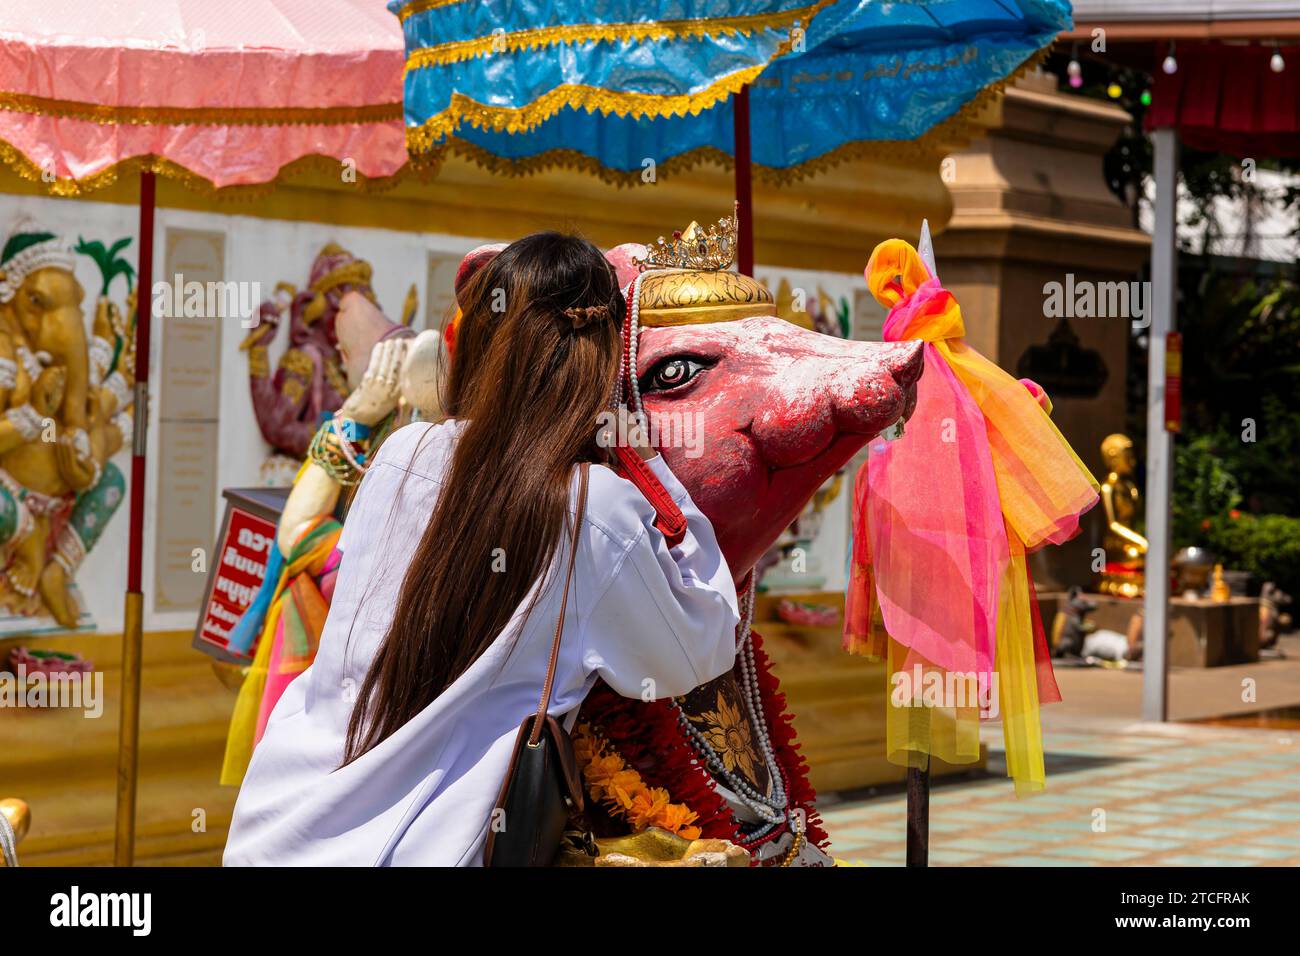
[625,265,922,579]
[448,230,923,581]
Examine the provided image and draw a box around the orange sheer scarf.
[846,239,1099,794]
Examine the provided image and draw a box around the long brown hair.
[342,232,625,764]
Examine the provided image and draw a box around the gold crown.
[635,203,738,272]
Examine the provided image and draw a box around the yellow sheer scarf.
[850,239,1099,795]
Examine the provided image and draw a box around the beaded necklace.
[620,267,803,859]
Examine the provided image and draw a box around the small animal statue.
[1260,582,1291,650]
[0,797,29,867]
[1050,586,1099,658]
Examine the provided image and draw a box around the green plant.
[75,236,134,296]
[1216,394,1300,514]
[1173,433,1241,547]
[1203,512,1300,595]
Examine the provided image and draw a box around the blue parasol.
[394,1,1069,173]
[392,0,1069,268]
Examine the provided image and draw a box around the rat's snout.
[829,339,924,436]
[888,340,925,389]
[890,340,924,425]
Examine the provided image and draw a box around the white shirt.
[223,419,740,866]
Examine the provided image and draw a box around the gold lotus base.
[553,827,751,867]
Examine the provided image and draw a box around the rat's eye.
[640,356,710,393]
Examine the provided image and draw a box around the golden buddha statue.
[1097,433,1147,598]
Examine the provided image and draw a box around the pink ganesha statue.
[240,244,388,467]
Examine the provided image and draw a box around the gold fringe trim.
[409,64,765,150]
[395,0,467,23]
[403,0,837,143]
[0,90,403,128]
[0,139,424,201]
[429,133,938,188]
[411,48,1051,187]
[405,5,828,69]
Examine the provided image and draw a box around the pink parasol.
[0,0,406,192]
[0,1,407,867]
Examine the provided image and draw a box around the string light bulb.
[1271,48,1286,73]
[1107,81,1123,99]
[1163,42,1178,75]
[1068,43,1082,88]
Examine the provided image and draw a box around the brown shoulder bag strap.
[526,462,590,747]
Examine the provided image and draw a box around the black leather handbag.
[483,463,591,867]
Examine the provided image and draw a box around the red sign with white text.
[197,507,277,658]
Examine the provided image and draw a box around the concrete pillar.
[1143,127,1179,723]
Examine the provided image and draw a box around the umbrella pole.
[733,86,754,277]
[906,764,930,866]
[113,169,155,867]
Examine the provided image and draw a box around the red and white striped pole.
[114,169,155,866]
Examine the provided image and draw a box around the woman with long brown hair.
[224,233,739,866]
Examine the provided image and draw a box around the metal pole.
[1142,128,1177,724]
[905,765,930,866]
[114,169,155,866]
[733,86,754,277]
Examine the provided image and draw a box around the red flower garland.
[578,627,829,860]
[580,682,739,842]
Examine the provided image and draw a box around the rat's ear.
[604,243,649,289]
[454,244,508,310]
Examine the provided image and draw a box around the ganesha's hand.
[238,300,285,351]
[336,290,387,339]
[338,336,409,426]
[31,366,66,420]
[55,428,100,492]
[398,328,443,417]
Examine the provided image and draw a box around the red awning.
[1147,42,1300,157]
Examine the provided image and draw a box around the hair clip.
[564,304,610,329]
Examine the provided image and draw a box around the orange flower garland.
[574,722,702,840]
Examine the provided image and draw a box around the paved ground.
[820,721,1300,866]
